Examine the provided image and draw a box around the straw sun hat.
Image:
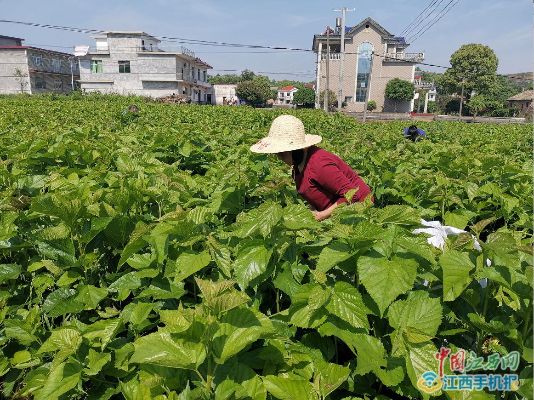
[250,115,322,154]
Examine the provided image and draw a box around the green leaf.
[74,285,108,309]
[173,250,211,282]
[325,281,371,330]
[316,241,353,273]
[130,331,206,370]
[314,360,350,398]
[42,288,84,317]
[234,241,272,289]
[440,250,475,301]
[121,302,153,327]
[282,204,321,231]
[83,318,123,350]
[34,362,82,400]
[353,334,387,375]
[108,272,141,300]
[372,205,421,226]
[0,264,21,284]
[207,237,233,278]
[213,308,272,364]
[405,342,442,397]
[214,360,266,400]
[231,202,283,238]
[358,256,418,315]
[388,291,442,354]
[118,222,150,267]
[37,328,82,365]
[263,375,317,400]
[81,217,113,244]
[83,349,111,377]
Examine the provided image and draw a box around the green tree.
[208,74,242,84]
[236,78,271,107]
[367,100,377,112]
[385,78,415,112]
[241,69,256,81]
[442,44,498,97]
[319,90,337,111]
[467,95,491,118]
[292,87,315,108]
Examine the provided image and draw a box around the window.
[355,42,373,102]
[141,39,146,51]
[53,79,63,90]
[203,71,207,81]
[197,69,201,80]
[118,60,131,73]
[35,76,46,89]
[90,60,103,73]
[52,59,61,73]
[31,55,43,67]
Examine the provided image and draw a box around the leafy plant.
[0,94,531,399]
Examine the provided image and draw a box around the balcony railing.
[383,52,424,63]
[321,53,341,60]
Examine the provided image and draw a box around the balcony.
[321,53,341,60]
[383,52,424,63]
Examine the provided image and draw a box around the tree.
[319,90,337,111]
[467,95,491,118]
[292,87,315,108]
[14,68,29,93]
[385,78,414,112]
[442,44,498,97]
[208,74,242,84]
[236,78,271,107]
[240,69,256,81]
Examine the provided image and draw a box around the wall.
[317,24,416,112]
[27,48,79,94]
[80,36,211,100]
[0,49,30,94]
[212,84,238,105]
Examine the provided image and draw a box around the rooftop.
[279,85,298,92]
[507,90,533,102]
[0,35,24,42]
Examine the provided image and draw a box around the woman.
[251,115,373,221]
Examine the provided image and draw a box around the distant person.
[403,125,426,142]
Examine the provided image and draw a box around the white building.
[211,84,240,105]
[276,85,298,104]
[0,35,79,94]
[77,32,212,102]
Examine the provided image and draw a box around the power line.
[0,19,313,52]
[403,0,447,40]
[399,0,440,36]
[406,0,460,43]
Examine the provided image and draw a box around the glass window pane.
[355,42,373,102]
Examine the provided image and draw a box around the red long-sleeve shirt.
[293,146,372,211]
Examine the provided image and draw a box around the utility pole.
[324,26,330,112]
[334,7,355,111]
[458,79,465,119]
[362,52,374,122]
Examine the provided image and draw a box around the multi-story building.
[0,35,79,94]
[77,32,212,102]
[276,85,298,105]
[313,17,424,112]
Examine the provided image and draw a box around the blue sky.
[1,0,531,81]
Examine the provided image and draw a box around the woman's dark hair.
[291,149,305,167]
[408,125,418,135]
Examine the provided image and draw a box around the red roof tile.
[279,85,297,92]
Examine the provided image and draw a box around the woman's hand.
[312,203,339,221]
